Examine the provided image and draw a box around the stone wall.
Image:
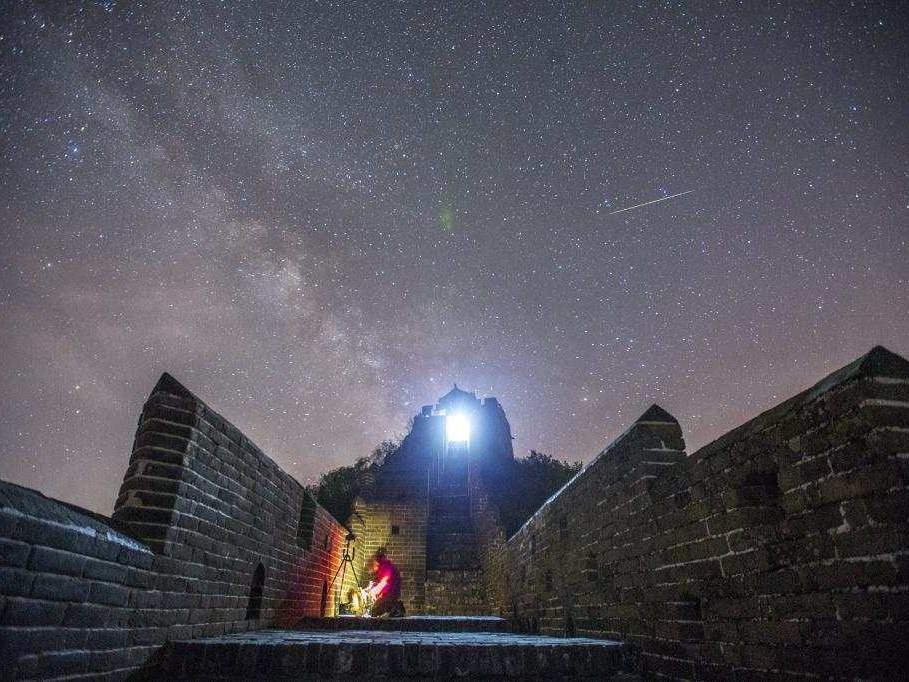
[112,373,351,627]
[498,346,909,678]
[345,389,514,616]
[0,373,350,680]
[3,347,908,679]
[469,464,508,615]
[348,497,429,613]
[0,482,161,679]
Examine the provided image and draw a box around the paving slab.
[149,628,630,679]
[295,615,511,632]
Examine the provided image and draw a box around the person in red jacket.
[366,548,404,617]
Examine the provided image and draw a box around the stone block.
[1,597,68,626]
[86,626,130,649]
[82,557,128,583]
[31,574,91,602]
[0,625,87,662]
[89,581,130,606]
[811,559,899,590]
[117,545,154,569]
[817,463,901,505]
[14,649,90,678]
[0,567,35,596]
[834,526,909,559]
[62,602,123,628]
[643,652,695,679]
[27,547,86,576]
[865,488,909,524]
[0,538,32,567]
[0,511,21,539]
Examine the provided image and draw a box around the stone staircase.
[145,616,632,679]
[427,494,479,569]
[424,492,487,615]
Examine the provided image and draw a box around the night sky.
[1,2,907,515]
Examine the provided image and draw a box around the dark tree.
[312,440,577,534]
[493,450,582,536]
[311,439,398,523]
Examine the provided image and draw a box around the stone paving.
[295,615,512,632]
[150,628,629,679]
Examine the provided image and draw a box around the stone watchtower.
[347,386,514,615]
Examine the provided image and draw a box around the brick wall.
[469,464,508,614]
[498,346,909,678]
[1,372,350,679]
[348,497,429,613]
[344,393,518,617]
[347,411,438,615]
[0,483,162,680]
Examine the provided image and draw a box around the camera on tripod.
[328,529,361,616]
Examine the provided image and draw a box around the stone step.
[432,504,470,512]
[294,615,510,632]
[429,517,473,533]
[427,539,478,553]
[434,485,468,495]
[427,531,478,547]
[427,547,480,569]
[427,550,480,570]
[427,535,480,554]
[149,629,630,679]
[431,493,470,510]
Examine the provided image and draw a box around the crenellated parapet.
[0,371,355,678]
[498,346,909,678]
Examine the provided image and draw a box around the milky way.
[1,2,907,514]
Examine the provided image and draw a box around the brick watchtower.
[347,386,514,615]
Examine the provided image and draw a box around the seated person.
[366,548,404,617]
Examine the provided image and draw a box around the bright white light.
[446,413,470,443]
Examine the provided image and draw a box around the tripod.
[328,533,361,616]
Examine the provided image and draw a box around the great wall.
[2,345,908,679]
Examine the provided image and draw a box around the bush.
[310,439,398,523]
[492,450,581,536]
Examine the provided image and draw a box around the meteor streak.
[608,189,696,215]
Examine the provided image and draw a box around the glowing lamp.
[446,412,470,443]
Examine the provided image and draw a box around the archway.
[245,562,265,620]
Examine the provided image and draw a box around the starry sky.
[1,1,907,515]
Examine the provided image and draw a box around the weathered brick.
[0,538,32,567]
[739,619,802,646]
[27,546,86,576]
[768,534,837,566]
[31,574,91,602]
[0,626,87,662]
[811,559,899,590]
[62,602,124,628]
[755,568,804,594]
[834,527,909,559]
[15,649,89,678]
[81,557,128,583]
[865,488,909,524]
[720,549,770,576]
[1,597,67,626]
[86,626,130,649]
[89,581,130,606]
[816,463,902,504]
[0,567,36,596]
